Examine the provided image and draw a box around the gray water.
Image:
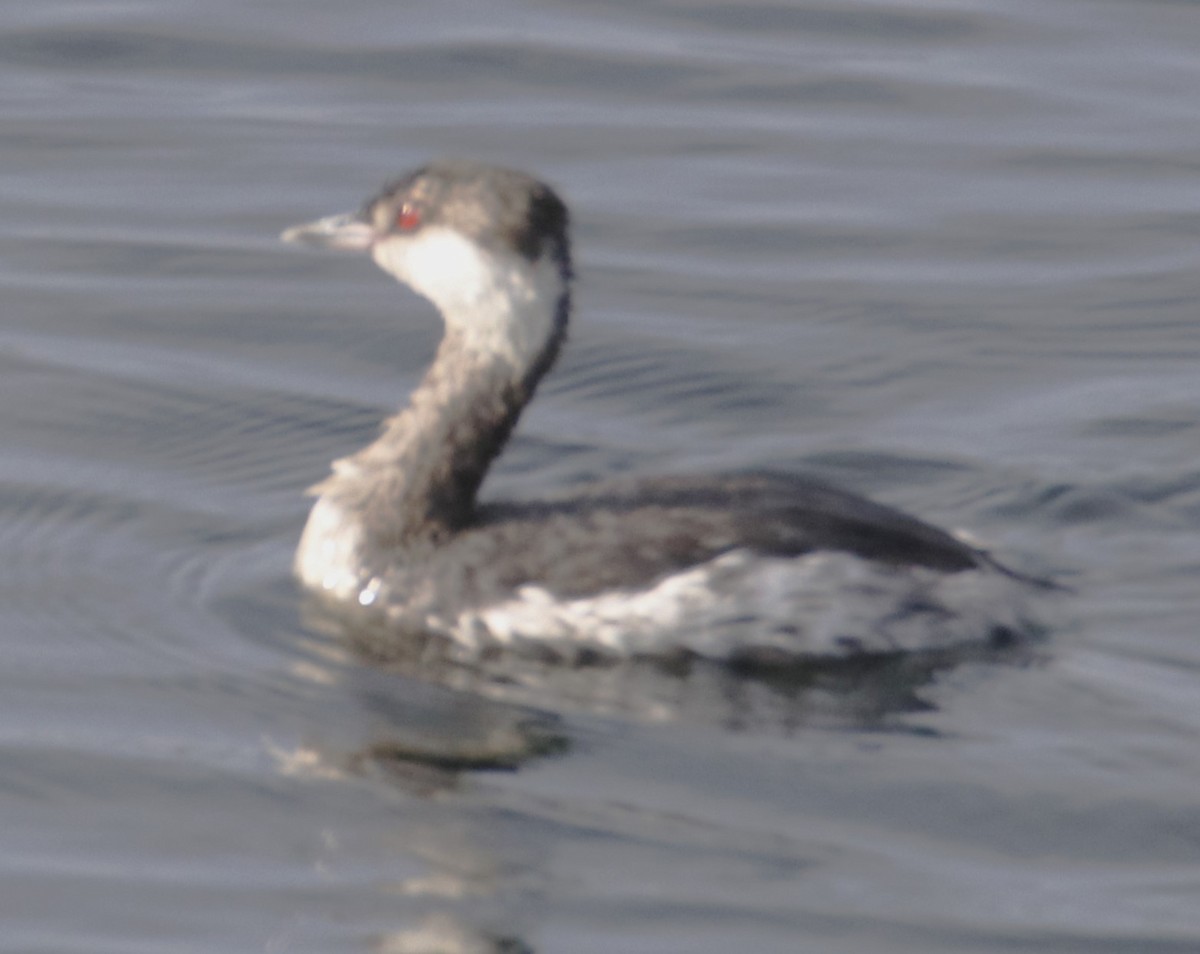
[4,0,1200,951]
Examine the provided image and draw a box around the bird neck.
[322,277,569,548]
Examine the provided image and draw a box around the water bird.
[282,160,1039,661]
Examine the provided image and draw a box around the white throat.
[373,226,565,370]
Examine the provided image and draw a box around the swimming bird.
[282,160,1037,661]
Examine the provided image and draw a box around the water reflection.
[266,654,553,953]
[303,594,1042,738]
[376,915,533,954]
[279,598,1040,952]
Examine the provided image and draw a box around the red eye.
[395,204,422,231]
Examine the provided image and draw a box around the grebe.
[282,161,1037,661]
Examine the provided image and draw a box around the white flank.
[421,550,1036,661]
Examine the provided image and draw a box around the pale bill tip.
[280,212,376,251]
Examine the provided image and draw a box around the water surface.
[3,0,1200,951]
